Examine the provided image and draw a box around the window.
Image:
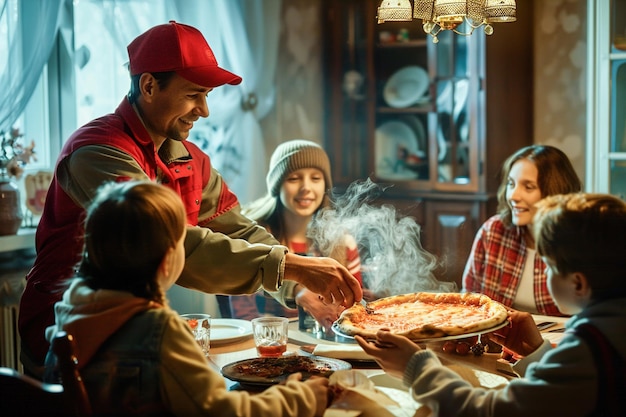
[73,1,167,127]
[1,0,177,179]
[0,0,54,173]
[588,0,626,198]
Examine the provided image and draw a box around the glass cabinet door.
[372,19,482,192]
[372,21,431,186]
[432,30,472,186]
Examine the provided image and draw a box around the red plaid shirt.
[462,215,563,316]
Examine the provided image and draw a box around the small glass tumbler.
[181,313,211,357]
[298,306,322,335]
[251,316,289,357]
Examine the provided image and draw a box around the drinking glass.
[181,313,211,357]
[251,317,289,357]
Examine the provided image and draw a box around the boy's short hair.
[534,193,626,301]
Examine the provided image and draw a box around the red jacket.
[19,98,240,366]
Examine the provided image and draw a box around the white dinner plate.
[375,120,421,180]
[383,65,429,108]
[211,319,253,345]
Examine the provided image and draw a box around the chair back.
[0,331,93,416]
[51,331,93,417]
[0,366,67,416]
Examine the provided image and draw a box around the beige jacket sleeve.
[59,144,294,297]
[160,315,317,417]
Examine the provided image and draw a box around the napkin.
[313,344,374,361]
[325,370,430,417]
[326,370,397,417]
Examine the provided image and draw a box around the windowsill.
[0,228,36,253]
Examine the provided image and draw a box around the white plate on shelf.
[211,319,253,345]
[375,120,423,180]
[383,65,429,108]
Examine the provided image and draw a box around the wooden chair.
[0,331,92,417]
[216,294,233,318]
[0,366,66,416]
[52,331,92,417]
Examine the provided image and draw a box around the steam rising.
[309,179,457,296]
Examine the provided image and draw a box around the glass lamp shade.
[433,0,466,20]
[377,0,413,23]
[485,0,517,23]
[433,0,466,29]
[395,0,517,41]
[466,0,488,24]
[413,0,435,20]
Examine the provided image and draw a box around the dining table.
[208,319,387,391]
[206,314,569,416]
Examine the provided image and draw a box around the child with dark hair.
[45,181,329,417]
[357,193,626,417]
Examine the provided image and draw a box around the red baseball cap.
[127,21,242,88]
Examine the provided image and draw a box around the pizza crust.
[335,292,509,340]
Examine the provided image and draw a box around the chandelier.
[377,0,517,43]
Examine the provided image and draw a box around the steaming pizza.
[335,292,509,340]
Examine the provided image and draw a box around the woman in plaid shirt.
[462,145,581,316]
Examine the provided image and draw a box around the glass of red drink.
[251,317,289,357]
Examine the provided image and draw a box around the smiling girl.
[228,140,366,328]
[462,145,581,315]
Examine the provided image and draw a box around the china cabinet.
[588,0,626,198]
[322,0,533,287]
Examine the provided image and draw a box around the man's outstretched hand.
[283,252,362,308]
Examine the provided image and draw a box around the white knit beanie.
[266,140,332,197]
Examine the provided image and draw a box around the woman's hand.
[487,310,544,357]
[355,329,421,379]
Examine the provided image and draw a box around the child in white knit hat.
[227,140,367,328]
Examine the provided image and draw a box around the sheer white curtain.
[0,0,63,132]
[177,0,282,204]
[171,1,283,316]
